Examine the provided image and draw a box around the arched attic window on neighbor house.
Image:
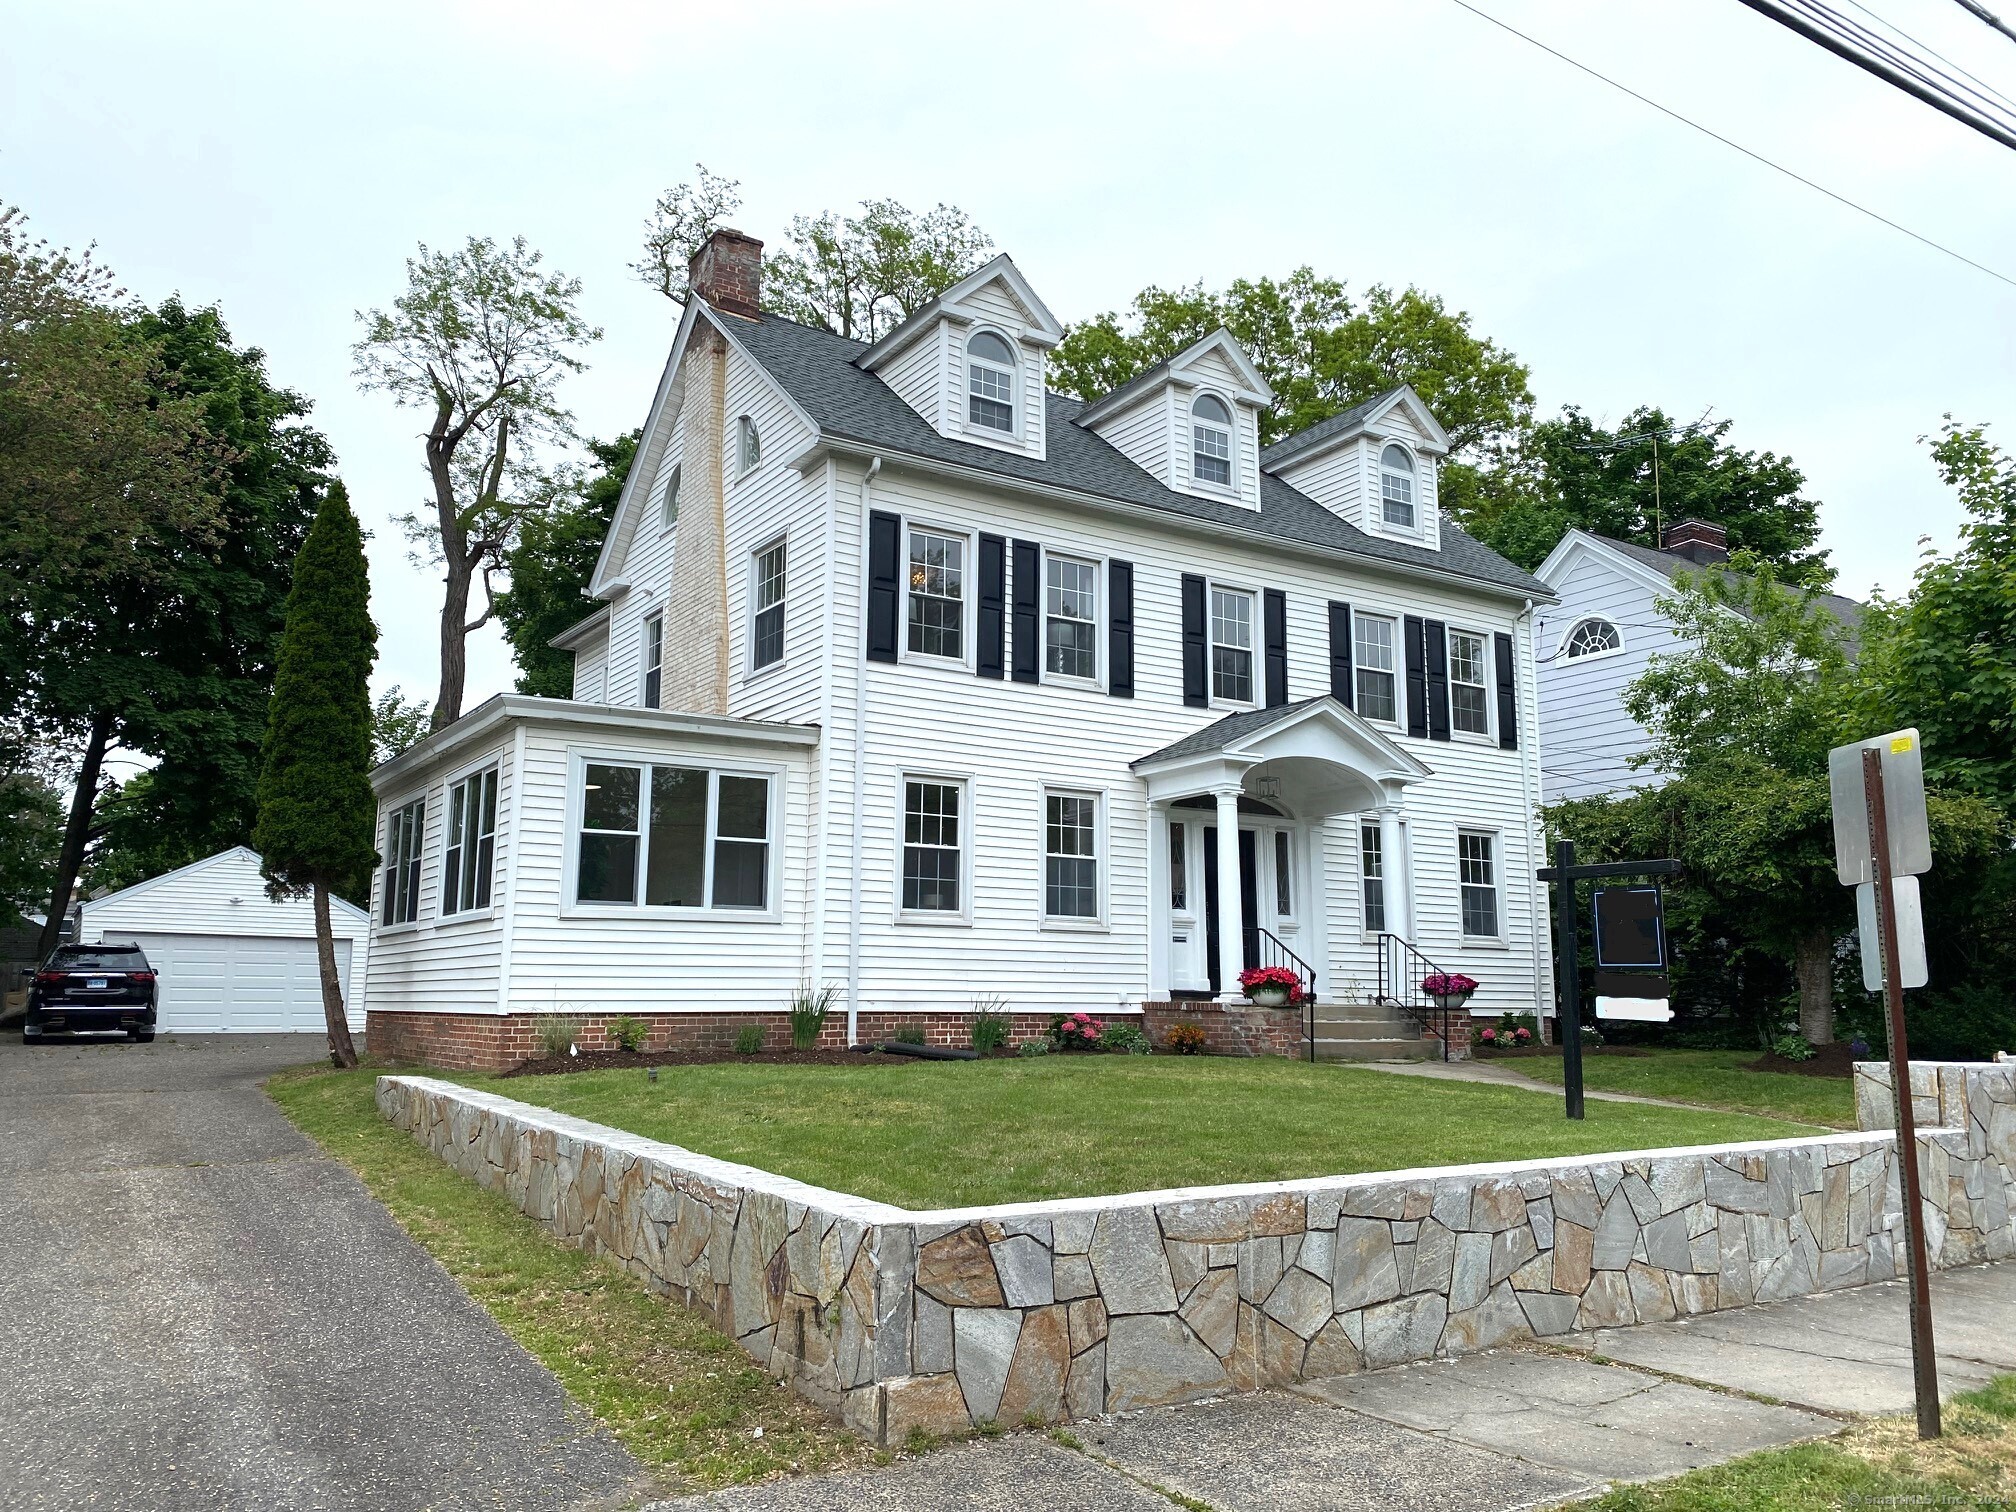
[660,463,681,528]
[1379,444,1417,530]
[1191,393,1234,487]
[738,416,762,475]
[1562,616,1623,660]
[966,330,1017,434]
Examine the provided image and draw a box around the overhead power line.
[1442,0,2016,291]
[1808,0,2016,128]
[1949,0,2016,47]
[1842,0,2016,113]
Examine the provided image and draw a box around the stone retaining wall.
[378,1060,2016,1444]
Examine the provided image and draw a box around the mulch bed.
[1745,1040,1862,1079]
[503,1047,920,1077]
[1473,1044,1652,1060]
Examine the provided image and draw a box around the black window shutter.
[1403,615,1428,738]
[1180,574,1208,708]
[1263,589,1288,708]
[1495,630,1519,750]
[1011,539,1041,684]
[1328,601,1354,708]
[976,534,1006,679]
[866,510,901,663]
[1425,619,1451,741]
[1108,559,1134,698]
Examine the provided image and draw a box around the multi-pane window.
[1168,823,1187,911]
[1360,822,1386,934]
[1564,617,1622,659]
[1191,394,1233,487]
[1274,831,1293,917]
[967,331,1016,433]
[751,539,787,670]
[1380,444,1416,530]
[1458,830,1500,938]
[738,415,761,474]
[1045,554,1098,679]
[901,779,963,913]
[1210,586,1254,703]
[1044,792,1099,919]
[1354,614,1399,723]
[574,762,770,910]
[907,529,965,659]
[381,798,425,926]
[1449,630,1491,736]
[441,768,497,916]
[642,614,663,709]
[660,463,681,529]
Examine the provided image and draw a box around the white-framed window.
[966,330,1017,434]
[381,798,425,927]
[737,415,761,474]
[750,538,786,671]
[641,613,663,709]
[1562,617,1623,660]
[1274,830,1293,919]
[1380,444,1417,530]
[1044,790,1101,921]
[574,761,771,911]
[900,776,965,916]
[1191,393,1233,488]
[906,526,965,660]
[1359,822,1386,934]
[1458,829,1501,939]
[1448,629,1492,737]
[441,767,497,917]
[1210,585,1255,704]
[1044,553,1098,680]
[660,463,682,529]
[1354,612,1399,724]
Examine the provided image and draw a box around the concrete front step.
[1311,1036,1431,1061]
[1315,1017,1425,1041]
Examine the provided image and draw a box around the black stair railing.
[1248,926,1319,1062]
[1374,933,1461,1063]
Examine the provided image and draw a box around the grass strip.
[266,1063,877,1496]
[1506,1049,1857,1129]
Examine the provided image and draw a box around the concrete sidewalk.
[650,1259,2016,1511]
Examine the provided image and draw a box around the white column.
[1378,807,1411,942]
[1147,802,1170,1000]
[1214,785,1245,1002]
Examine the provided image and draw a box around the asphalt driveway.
[0,1033,640,1511]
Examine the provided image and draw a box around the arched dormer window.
[660,463,682,528]
[1562,616,1623,660]
[737,416,761,474]
[1191,393,1233,487]
[1379,444,1416,530]
[966,330,1016,434]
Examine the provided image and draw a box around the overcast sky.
[6,0,2013,711]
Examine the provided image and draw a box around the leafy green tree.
[632,163,744,300]
[353,235,600,728]
[0,769,61,929]
[255,482,378,1067]
[493,431,638,697]
[370,686,433,766]
[1464,406,1829,582]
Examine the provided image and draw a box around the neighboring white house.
[1532,521,1862,801]
[82,846,369,1032]
[364,232,1559,1067]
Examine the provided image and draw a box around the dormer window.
[1379,444,1416,530]
[1191,394,1233,487]
[966,331,1016,434]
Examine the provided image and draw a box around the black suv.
[23,943,158,1042]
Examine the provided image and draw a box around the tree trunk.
[313,882,359,1068]
[1794,924,1835,1046]
[37,711,115,960]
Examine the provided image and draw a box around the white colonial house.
[1532,521,1862,801]
[364,232,1559,1068]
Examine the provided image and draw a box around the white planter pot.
[1431,992,1474,1011]
[1246,986,1292,1008]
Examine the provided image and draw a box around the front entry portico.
[1133,698,1432,1003]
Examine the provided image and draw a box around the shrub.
[733,1024,765,1055]
[606,1014,648,1053]
[1016,1038,1051,1058]
[1771,1031,1817,1062]
[1049,1011,1106,1050]
[970,995,1011,1054]
[893,1025,926,1045]
[1165,1022,1209,1055]
[1580,1024,1605,1047]
[788,982,836,1050]
[534,1014,582,1058]
[1098,1022,1152,1055]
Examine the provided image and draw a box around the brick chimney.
[1660,517,1729,564]
[687,228,763,318]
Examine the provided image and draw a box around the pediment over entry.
[1132,697,1430,818]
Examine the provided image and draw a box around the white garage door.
[124,933,353,1033]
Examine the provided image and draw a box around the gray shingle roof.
[726,312,1548,598]
[1255,392,1392,470]
[1590,534,1863,643]
[1132,699,1330,767]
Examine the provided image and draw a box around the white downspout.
[845,455,883,1047]
[1516,598,1555,1034]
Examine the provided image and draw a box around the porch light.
[1253,772,1282,801]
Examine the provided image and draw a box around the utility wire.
[1442,0,2016,291]
[1842,0,2016,112]
[1796,0,2016,130]
[1950,0,2016,47]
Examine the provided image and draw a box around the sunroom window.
[575,762,770,911]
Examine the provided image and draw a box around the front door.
[1202,826,1263,994]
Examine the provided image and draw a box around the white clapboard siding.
[1534,547,1680,802]
[1090,390,1176,486]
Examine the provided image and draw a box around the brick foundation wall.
[1141,1000,1306,1058]
[367,1007,1092,1072]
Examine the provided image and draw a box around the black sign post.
[1536,845,1681,1122]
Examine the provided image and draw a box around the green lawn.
[444,1055,1828,1209]
[1503,1049,1859,1129]
[266,1065,877,1493]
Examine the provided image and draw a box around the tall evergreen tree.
[255,482,378,1067]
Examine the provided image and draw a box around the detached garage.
[83,848,368,1033]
